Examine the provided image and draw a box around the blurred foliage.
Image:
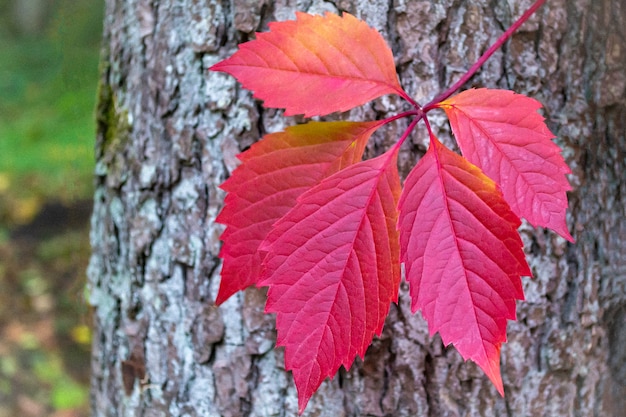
[0,0,103,416]
[0,0,102,225]
[0,228,92,417]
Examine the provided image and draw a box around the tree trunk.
[88,0,626,415]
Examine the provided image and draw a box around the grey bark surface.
[89,0,626,416]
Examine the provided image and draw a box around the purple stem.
[394,117,422,151]
[422,115,435,138]
[392,86,422,108]
[423,0,546,111]
[380,109,419,126]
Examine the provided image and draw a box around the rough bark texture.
[89,0,626,416]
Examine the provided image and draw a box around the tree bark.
[89,0,626,416]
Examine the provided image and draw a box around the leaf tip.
[547,220,575,243]
[475,343,505,396]
[562,229,575,243]
[208,60,226,73]
[491,371,505,397]
[294,371,317,415]
[214,288,230,306]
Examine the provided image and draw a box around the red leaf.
[259,149,402,413]
[437,88,574,241]
[216,121,382,305]
[210,12,405,117]
[398,135,531,395]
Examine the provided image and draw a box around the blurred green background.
[0,0,103,415]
